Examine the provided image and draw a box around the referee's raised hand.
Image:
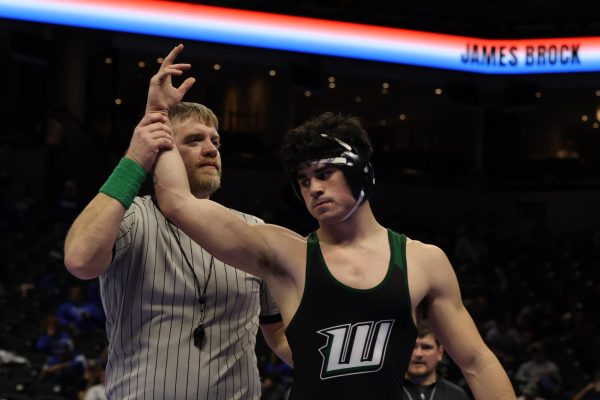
[145,43,196,115]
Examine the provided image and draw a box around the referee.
[64,45,290,399]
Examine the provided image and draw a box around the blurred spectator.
[36,315,73,357]
[518,383,546,400]
[81,361,107,400]
[572,371,600,400]
[402,320,469,400]
[486,311,522,370]
[40,337,86,397]
[515,342,562,398]
[57,284,104,333]
[559,306,596,358]
[515,305,537,349]
[261,351,293,400]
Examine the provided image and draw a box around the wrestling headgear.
[291,134,375,220]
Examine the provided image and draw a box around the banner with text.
[1,0,599,74]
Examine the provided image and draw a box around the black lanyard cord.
[403,384,437,400]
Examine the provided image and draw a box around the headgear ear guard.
[290,134,375,212]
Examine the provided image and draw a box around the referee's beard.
[189,169,221,199]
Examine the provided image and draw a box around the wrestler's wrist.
[144,107,169,117]
[99,157,146,209]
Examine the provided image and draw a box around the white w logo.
[317,320,394,379]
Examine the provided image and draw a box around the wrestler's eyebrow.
[297,165,333,179]
[296,171,307,181]
[314,165,332,174]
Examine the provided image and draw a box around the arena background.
[0,1,599,399]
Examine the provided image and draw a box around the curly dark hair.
[281,112,373,175]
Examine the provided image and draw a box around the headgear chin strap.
[339,187,364,221]
[290,134,375,221]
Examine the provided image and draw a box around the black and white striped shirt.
[100,196,279,399]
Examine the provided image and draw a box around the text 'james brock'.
[460,44,581,67]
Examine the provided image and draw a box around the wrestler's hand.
[125,112,174,172]
[145,44,196,115]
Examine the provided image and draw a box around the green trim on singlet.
[284,237,314,335]
[392,231,418,333]
[390,229,405,269]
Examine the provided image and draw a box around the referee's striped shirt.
[100,196,280,399]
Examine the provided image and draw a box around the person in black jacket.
[403,320,470,400]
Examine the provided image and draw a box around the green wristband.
[99,157,147,209]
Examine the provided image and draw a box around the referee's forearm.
[64,193,123,279]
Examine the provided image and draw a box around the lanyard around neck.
[403,385,437,400]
